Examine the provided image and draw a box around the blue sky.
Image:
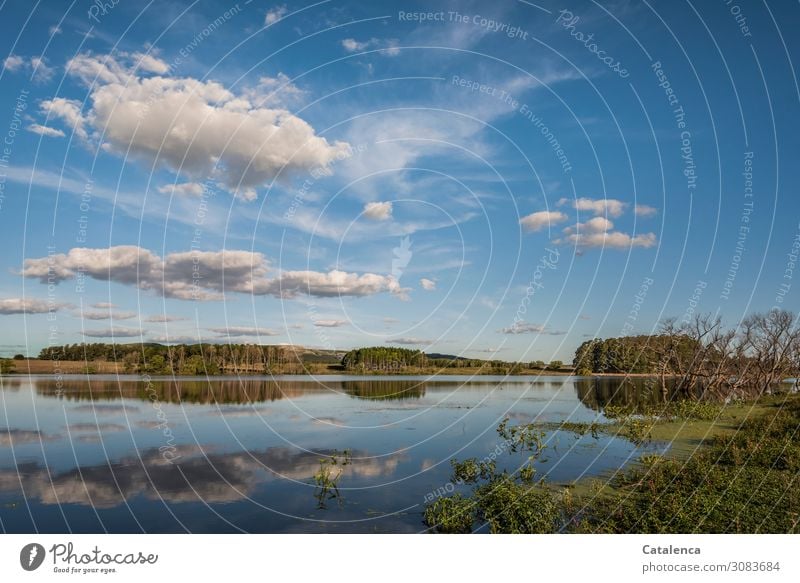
[0,0,797,361]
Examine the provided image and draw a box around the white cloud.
[264,5,288,25]
[29,56,55,83]
[634,204,658,217]
[157,182,205,197]
[27,124,65,138]
[384,40,401,56]
[341,37,401,56]
[40,98,88,140]
[21,245,409,301]
[558,197,627,218]
[469,347,506,354]
[0,298,65,314]
[555,217,656,249]
[342,38,370,52]
[578,216,614,234]
[82,327,142,338]
[263,270,409,300]
[131,52,170,74]
[363,201,392,221]
[313,320,347,328]
[420,278,436,291]
[4,55,55,82]
[92,302,116,308]
[386,337,432,345]
[3,55,25,72]
[78,310,137,320]
[143,314,186,323]
[520,210,568,232]
[49,25,62,35]
[207,326,280,337]
[46,53,350,200]
[498,322,565,335]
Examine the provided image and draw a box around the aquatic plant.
[313,449,352,509]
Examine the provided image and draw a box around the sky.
[0,0,797,362]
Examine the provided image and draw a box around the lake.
[0,375,668,533]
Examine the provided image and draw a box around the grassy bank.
[424,392,800,533]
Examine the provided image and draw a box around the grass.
[424,392,800,533]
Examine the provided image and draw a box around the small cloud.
[386,337,432,345]
[27,124,65,138]
[341,37,401,56]
[469,347,507,353]
[498,322,565,335]
[49,25,62,35]
[91,302,117,309]
[342,38,370,52]
[554,217,656,250]
[384,40,401,56]
[4,55,55,82]
[578,314,592,320]
[143,314,186,323]
[0,298,67,314]
[558,197,627,218]
[3,55,25,72]
[420,278,436,291]
[264,5,288,25]
[29,56,55,83]
[520,210,568,232]
[78,310,137,321]
[634,204,658,217]
[207,326,280,337]
[82,327,143,338]
[363,201,392,221]
[480,297,498,310]
[157,182,205,197]
[313,320,347,328]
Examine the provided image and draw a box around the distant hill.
[424,353,469,361]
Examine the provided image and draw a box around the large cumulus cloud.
[41,53,350,200]
[20,245,408,301]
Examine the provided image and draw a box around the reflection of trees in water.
[575,377,687,412]
[341,380,426,401]
[32,379,328,404]
[28,378,427,404]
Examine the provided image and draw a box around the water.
[0,375,667,533]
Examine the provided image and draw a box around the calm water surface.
[0,375,667,533]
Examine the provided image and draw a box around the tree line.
[574,309,800,399]
[340,346,564,373]
[37,342,294,375]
